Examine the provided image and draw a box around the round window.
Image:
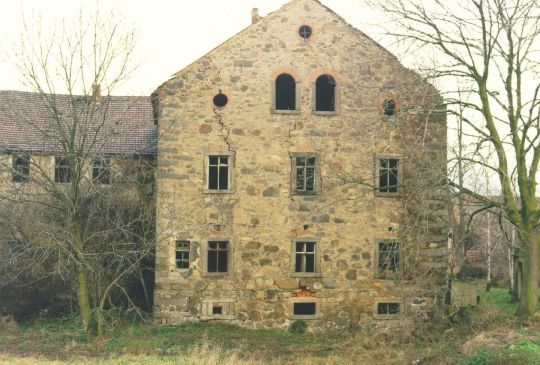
[299,25,312,39]
[213,93,228,108]
[383,99,396,116]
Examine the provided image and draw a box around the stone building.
[153,0,448,328]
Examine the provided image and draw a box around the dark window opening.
[299,25,312,39]
[293,302,316,315]
[275,73,296,110]
[208,156,229,191]
[378,241,399,273]
[208,241,229,273]
[377,302,400,315]
[295,156,316,193]
[213,92,228,108]
[379,158,399,193]
[12,156,30,182]
[92,159,110,184]
[295,242,316,273]
[176,240,190,269]
[383,99,396,116]
[315,75,336,111]
[212,304,223,315]
[55,157,71,183]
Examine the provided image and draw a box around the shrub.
[457,262,487,280]
[289,320,307,334]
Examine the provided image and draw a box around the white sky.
[0,0,386,95]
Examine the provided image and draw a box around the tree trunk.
[517,228,539,315]
[77,264,92,332]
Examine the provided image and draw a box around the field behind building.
[0,286,538,365]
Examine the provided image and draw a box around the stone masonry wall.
[153,0,448,329]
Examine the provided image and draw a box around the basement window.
[275,73,296,111]
[293,302,316,316]
[175,240,190,269]
[315,75,336,112]
[92,159,110,184]
[55,157,71,183]
[207,241,229,274]
[12,155,30,182]
[201,300,235,320]
[212,304,223,315]
[377,302,400,316]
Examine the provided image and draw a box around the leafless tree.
[0,7,158,334]
[368,0,540,315]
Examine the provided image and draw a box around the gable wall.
[154,0,447,328]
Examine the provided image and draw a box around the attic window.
[299,25,312,39]
[213,92,228,108]
[383,99,396,116]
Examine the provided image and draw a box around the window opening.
[295,242,316,273]
[315,75,336,111]
[208,241,229,273]
[275,73,296,110]
[383,99,396,116]
[12,156,30,182]
[378,241,399,273]
[176,241,190,269]
[377,302,400,315]
[293,302,316,315]
[295,156,316,193]
[212,304,223,315]
[208,156,229,191]
[299,25,312,39]
[213,92,228,108]
[55,157,71,183]
[92,159,110,184]
[379,158,399,193]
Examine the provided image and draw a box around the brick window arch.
[275,73,296,111]
[315,74,336,112]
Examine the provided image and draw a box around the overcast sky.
[0,0,386,95]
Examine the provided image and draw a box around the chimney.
[251,8,260,24]
[91,83,101,104]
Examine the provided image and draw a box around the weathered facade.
[153,0,448,329]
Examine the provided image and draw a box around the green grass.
[478,287,517,314]
[463,340,540,365]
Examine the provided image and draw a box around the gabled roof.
[0,90,157,156]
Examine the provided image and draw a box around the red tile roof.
[0,90,157,156]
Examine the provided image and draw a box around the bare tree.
[368,0,540,315]
[0,7,157,333]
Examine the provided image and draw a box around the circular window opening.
[383,99,396,116]
[299,25,312,39]
[213,93,228,108]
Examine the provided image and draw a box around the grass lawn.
[0,285,538,364]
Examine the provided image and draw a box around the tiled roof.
[0,90,157,156]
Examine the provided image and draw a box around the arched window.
[315,75,336,112]
[275,73,296,111]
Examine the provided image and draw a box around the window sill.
[201,315,235,320]
[204,272,230,278]
[291,191,318,196]
[272,109,301,115]
[291,314,322,320]
[290,273,322,278]
[312,110,339,116]
[374,191,403,198]
[374,314,402,320]
[204,189,235,194]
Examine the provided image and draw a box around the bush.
[457,262,487,280]
[289,320,307,334]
